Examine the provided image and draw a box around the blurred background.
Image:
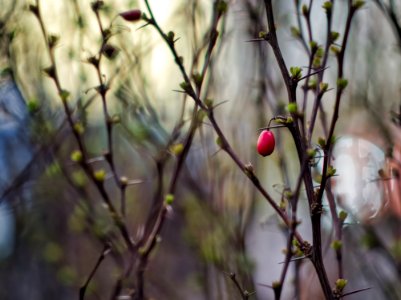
[1,0,401,299]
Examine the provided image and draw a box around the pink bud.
[119,9,142,22]
[257,130,275,156]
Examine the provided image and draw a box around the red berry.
[119,9,142,22]
[257,130,275,156]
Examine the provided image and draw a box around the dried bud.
[102,44,119,60]
[119,9,142,22]
[29,4,39,16]
[48,34,59,49]
[91,1,104,12]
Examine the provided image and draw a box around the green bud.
[59,89,70,103]
[330,31,340,43]
[285,117,294,124]
[308,79,317,89]
[27,99,40,113]
[331,240,342,251]
[309,41,318,52]
[302,4,308,15]
[170,143,184,155]
[70,150,83,163]
[330,45,341,55]
[339,210,348,222]
[287,102,298,114]
[165,194,174,205]
[318,137,326,148]
[352,0,365,9]
[279,199,287,210]
[316,47,324,58]
[290,66,302,79]
[272,281,281,289]
[335,278,348,291]
[259,31,268,39]
[307,148,317,158]
[313,58,321,68]
[192,72,202,87]
[73,122,85,135]
[217,0,228,14]
[290,27,300,38]
[337,78,348,90]
[322,1,332,13]
[197,110,207,122]
[327,165,337,177]
[244,163,254,174]
[283,190,293,199]
[319,82,329,92]
[167,31,175,42]
[94,169,106,182]
[179,81,191,93]
[216,136,223,148]
[204,98,214,108]
[111,114,121,124]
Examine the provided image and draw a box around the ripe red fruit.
[119,9,142,22]
[257,130,275,156]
